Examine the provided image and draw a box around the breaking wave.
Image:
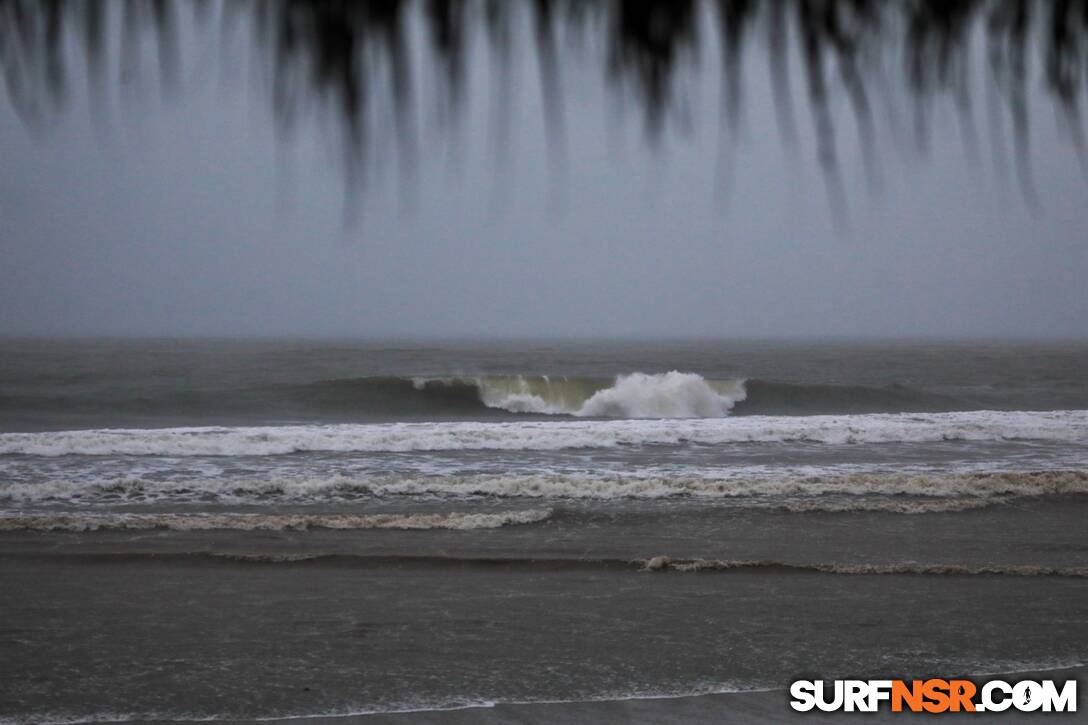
[2,409,1086,456]
[0,372,747,422]
[464,372,747,417]
[6,370,1053,425]
[0,509,553,532]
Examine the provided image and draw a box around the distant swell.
[2,371,1040,425]
[0,509,552,532]
[732,379,966,415]
[3,409,1087,456]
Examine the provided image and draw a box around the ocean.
[2,338,1086,722]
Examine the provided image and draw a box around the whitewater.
[2,408,1085,456]
[463,371,747,417]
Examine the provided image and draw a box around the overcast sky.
[1,3,1086,339]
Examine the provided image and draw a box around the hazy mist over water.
[0,0,1086,338]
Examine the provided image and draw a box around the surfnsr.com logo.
[790,679,1077,713]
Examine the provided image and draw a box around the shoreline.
[134,665,1084,724]
[278,665,1088,724]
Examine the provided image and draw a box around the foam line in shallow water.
[636,557,1088,577]
[2,409,1087,456]
[7,550,1086,577]
[0,509,553,532]
[3,470,1086,506]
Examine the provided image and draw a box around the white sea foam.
[0,509,553,532]
[2,470,1085,505]
[1,409,1086,456]
[579,372,744,417]
[474,372,747,417]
